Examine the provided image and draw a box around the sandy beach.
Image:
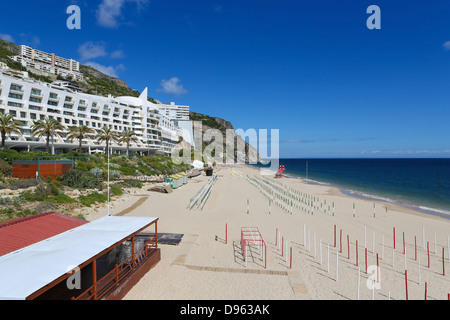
[87,164,450,300]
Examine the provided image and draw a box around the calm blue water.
[253,159,450,217]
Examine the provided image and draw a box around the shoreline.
[251,165,450,221]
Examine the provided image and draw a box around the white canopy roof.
[0,215,158,300]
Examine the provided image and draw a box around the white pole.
[308,228,311,252]
[336,250,339,282]
[404,245,407,271]
[314,233,317,258]
[392,248,395,268]
[418,254,421,284]
[327,244,330,273]
[357,267,360,300]
[372,279,375,300]
[320,240,323,266]
[364,226,367,249]
[382,235,385,260]
[286,240,289,263]
[388,292,391,300]
[107,144,110,216]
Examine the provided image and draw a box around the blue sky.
[1,0,450,158]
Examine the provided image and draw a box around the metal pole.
[107,144,110,216]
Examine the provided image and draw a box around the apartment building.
[0,72,189,155]
[11,45,83,82]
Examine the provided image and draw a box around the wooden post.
[403,232,406,255]
[290,247,293,269]
[92,259,97,300]
[225,222,228,244]
[132,236,136,268]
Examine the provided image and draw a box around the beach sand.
[87,164,450,300]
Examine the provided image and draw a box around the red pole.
[377,253,380,283]
[393,227,396,250]
[356,240,359,266]
[448,294,450,300]
[290,247,293,269]
[334,225,336,247]
[365,247,368,274]
[275,228,278,247]
[264,243,267,269]
[428,241,430,268]
[347,235,350,259]
[225,223,228,244]
[405,270,409,300]
[340,229,343,253]
[425,282,427,300]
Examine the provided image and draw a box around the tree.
[31,117,65,153]
[0,113,23,149]
[95,126,118,155]
[67,125,95,153]
[120,129,139,156]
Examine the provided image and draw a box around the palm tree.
[95,126,118,155]
[31,117,65,153]
[67,125,95,153]
[0,113,23,149]
[120,129,139,156]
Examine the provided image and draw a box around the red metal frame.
[240,227,267,269]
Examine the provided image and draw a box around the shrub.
[121,179,143,189]
[78,192,107,207]
[35,183,52,200]
[109,184,123,196]
[46,194,77,204]
[59,169,101,189]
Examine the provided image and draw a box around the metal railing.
[72,235,157,300]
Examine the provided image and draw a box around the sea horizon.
[251,158,450,219]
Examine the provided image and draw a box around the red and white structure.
[241,227,267,269]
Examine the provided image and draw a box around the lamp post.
[107,144,110,216]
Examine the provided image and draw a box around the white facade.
[11,45,83,82]
[0,73,189,155]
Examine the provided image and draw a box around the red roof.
[0,212,89,256]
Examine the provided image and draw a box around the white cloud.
[85,61,125,78]
[157,77,188,95]
[78,41,108,61]
[96,0,149,28]
[0,33,14,42]
[443,41,450,51]
[110,50,125,59]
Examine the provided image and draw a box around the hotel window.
[8,93,23,100]
[40,115,45,120]
[30,113,36,120]
[31,89,41,96]
[65,119,70,124]
[47,100,58,106]
[10,84,23,92]
[7,102,22,108]
[20,112,26,118]
[9,110,17,117]
[49,93,58,99]
[29,97,42,103]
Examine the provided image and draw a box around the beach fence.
[188,174,218,211]
[241,227,267,269]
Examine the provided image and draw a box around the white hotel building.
[0,72,193,155]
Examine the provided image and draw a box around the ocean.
[252,158,450,218]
